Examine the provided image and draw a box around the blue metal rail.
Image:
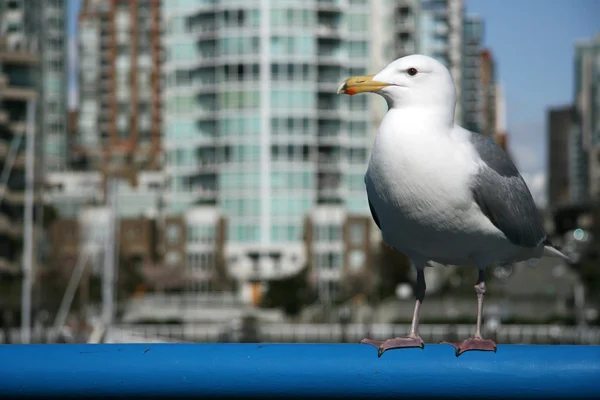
[0,344,599,399]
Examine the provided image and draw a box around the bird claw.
[440,337,497,357]
[361,336,424,357]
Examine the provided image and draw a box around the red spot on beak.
[346,88,357,95]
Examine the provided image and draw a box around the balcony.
[317,73,344,93]
[317,187,344,204]
[192,187,217,201]
[190,26,217,40]
[0,212,23,238]
[318,128,342,141]
[317,50,346,65]
[317,108,341,119]
[316,24,342,39]
[318,93,343,115]
[396,17,415,32]
[316,0,343,12]
[396,42,415,56]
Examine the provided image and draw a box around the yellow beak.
[337,74,390,95]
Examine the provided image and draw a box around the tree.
[373,241,413,302]
[260,264,316,317]
[42,204,59,229]
[117,256,144,301]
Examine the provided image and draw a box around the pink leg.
[441,269,497,356]
[361,268,425,357]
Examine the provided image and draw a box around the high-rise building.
[77,0,162,190]
[162,0,375,299]
[391,0,464,124]
[494,82,509,152]
[47,0,167,285]
[479,48,496,137]
[570,34,600,203]
[0,35,38,275]
[0,0,69,173]
[569,124,588,205]
[461,15,482,133]
[547,106,575,210]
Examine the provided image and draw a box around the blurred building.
[570,33,600,203]
[304,207,374,302]
[479,48,496,138]
[461,15,482,133]
[49,204,228,293]
[0,35,38,275]
[161,0,375,300]
[51,0,231,296]
[390,0,464,124]
[0,0,69,173]
[60,0,502,304]
[67,110,88,170]
[77,0,162,192]
[43,171,102,218]
[48,0,166,281]
[547,106,575,210]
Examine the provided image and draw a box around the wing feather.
[468,132,546,248]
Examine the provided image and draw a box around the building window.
[319,280,341,302]
[313,224,342,242]
[166,224,180,244]
[165,251,181,266]
[316,251,343,270]
[348,249,365,272]
[349,223,364,245]
[348,147,367,163]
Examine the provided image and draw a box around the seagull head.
[337,54,456,111]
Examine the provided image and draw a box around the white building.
[162,0,376,299]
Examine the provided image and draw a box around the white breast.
[365,110,503,264]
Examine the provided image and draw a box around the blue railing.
[0,344,599,398]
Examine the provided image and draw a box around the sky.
[465,0,600,206]
[67,0,600,206]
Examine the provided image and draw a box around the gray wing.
[468,132,546,248]
[368,198,381,230]
[364,175,381,230]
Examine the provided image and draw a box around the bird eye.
[407,67,418,76]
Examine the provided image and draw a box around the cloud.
[68,35,78,110]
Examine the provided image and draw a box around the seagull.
[337,54,568,357]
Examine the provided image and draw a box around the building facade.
[494,82,509,151]
[78,0,162,188]
[0,35,38,275]
[571,34,600,203]
[0,0,69,173]
[304,207,374,303]
[461,15,482,133]
[479,48,496,138]
[391,0,464,124]
[547,106,575,210]
[161,0,375,300]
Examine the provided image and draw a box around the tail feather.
[543,245,571,262]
